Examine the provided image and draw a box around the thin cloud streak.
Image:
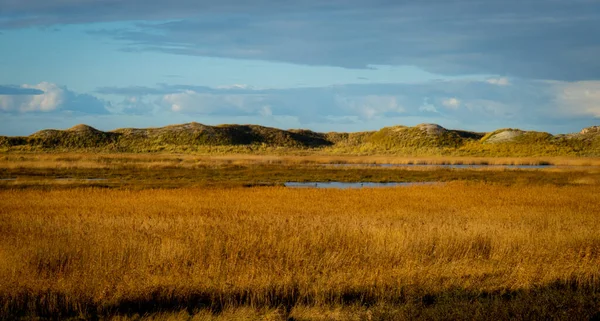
[0,85,44,95]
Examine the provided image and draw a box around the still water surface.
[284,181,438,189]
[325,164,554,169]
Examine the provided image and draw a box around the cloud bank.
[95,78,600,132]
[2,78,599,135]
[1,1,600,81]
[557,81,600,118]
[0,82,109,114]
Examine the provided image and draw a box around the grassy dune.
[2,122,600,156]
[1,183,600,319]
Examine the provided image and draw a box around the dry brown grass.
[3,152,600,170]
[1,183,600,319]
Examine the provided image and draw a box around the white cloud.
[486,77,511,86]
[215,84,254,90]
[112,96,156,115]
[418,98,438,113]
[259,105,273,117]
[0,82,64,112]
[0,82,109,114]
[162,90,268,115]
[335,95,405,119]
[462,99,518,118]
[442,97,461,109]
[556,81,600,117]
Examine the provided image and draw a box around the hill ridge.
[1,122,599,156]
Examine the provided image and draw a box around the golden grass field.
[1,179,600,320]
[1,153,600,319]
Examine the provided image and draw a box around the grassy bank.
[1,183,600,319]
[3,161,600,190]
[4,152,600,167]
[3,152,600,190]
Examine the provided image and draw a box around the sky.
[1,0,600,135]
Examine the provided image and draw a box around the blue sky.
[1,0,599,135]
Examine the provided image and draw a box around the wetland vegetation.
[1,124,600,320]
[1,179,600,320]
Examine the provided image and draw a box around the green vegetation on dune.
[1,122,600,156]
[114,123,331,150]
[28,125,120,149]
[366,124,471,149]
[456,127,600,157]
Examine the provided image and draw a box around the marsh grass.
[1,183,600,319]
[3,153,600,168]
[3,153,600,191]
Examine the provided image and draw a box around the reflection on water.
[284,181,438,189]
[325,163,554,169]
[54,178,108,181]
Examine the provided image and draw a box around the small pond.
[54,178,108,181]
[325,164,555,169]
[284,181,438,189]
